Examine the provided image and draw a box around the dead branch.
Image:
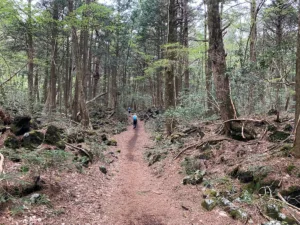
[0,64,28,87]
[64,142,93,162]
[108,111,115,119]
[277,192,300,213]
[173,136,230,160]
[0,153,4,174]
[86,92,107,105]
[256,204,272,221]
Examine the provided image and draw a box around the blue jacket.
[133,115,137,121]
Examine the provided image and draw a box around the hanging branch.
[0,64,28,87]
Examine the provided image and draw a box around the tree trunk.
[49,1,59,113]
[165,0,177,135]
[207,0,236,134]
[69,0,90,127]
[27,0,34,113]
[34,67,39,103]
[204,3,213,112]
[293,0,300,158]
[183,0,189,94]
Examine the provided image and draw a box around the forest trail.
[3,119,244,224]
[99,121,190,225]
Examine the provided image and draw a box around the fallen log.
[64,141,93,162]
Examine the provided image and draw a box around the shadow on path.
[126,125,139,161]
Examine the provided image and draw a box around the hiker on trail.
[132,113,138,129]
[128,107,131,114]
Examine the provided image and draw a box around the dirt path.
[2,120,242,225]
[99,121,191,225]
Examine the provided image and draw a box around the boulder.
[269,131,290,142]
[284,124,293,132]
[182,170,206,185]
[201,198,217,211]
[22,131,44,149]
[45,125,65,149]
[4,135,20,149]
[11,116,31,135]
[106,139,117,146]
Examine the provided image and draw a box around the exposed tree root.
[173,136,230,160]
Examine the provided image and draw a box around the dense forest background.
[1,0,300,153]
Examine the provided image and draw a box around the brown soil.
[1,121,246,224]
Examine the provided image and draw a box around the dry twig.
[0,153,4,174]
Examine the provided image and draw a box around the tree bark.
[183,0,189,94]
[204,3,213,112]
[165,0,177,135]
[69,0,90,127]
[294,0,300,158]
[27,0,34,113]
[207,0,236,134]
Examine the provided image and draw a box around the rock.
[228,206,248,221]
[30,193,41,203]
[269,131,290,142]
[101,134,108,142]
[182,170,206,185]
[201,198,217,211]
[229,166,254,183]
[199,150,213,160]
[284,124,293,132]
[4,135,20,149]
[106,139,117,146]
[99,166,107,174]
[45,125,65,149]
[67,133,85,144]
[220,197,233,207]
[230,122,256,141]
[11,116,31,135]
[22,131,44,149]
[266,204,281,220]
[262,221,282,225]
[147,151,168,166]
[267,124,277,132]
[0,126,7,133]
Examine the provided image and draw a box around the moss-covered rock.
[11,116,31,136]
[268,131,290,142]
[45,125,65,149]
[106,139,117,146]
[182,170,206,185]
[4,135,20,149]
[201,198,217,211]
[229,166,254,183]
[22,130,44,149]
[284,124,293,132]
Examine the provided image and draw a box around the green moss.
[287,164,296,175]
[4,135,20,149]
